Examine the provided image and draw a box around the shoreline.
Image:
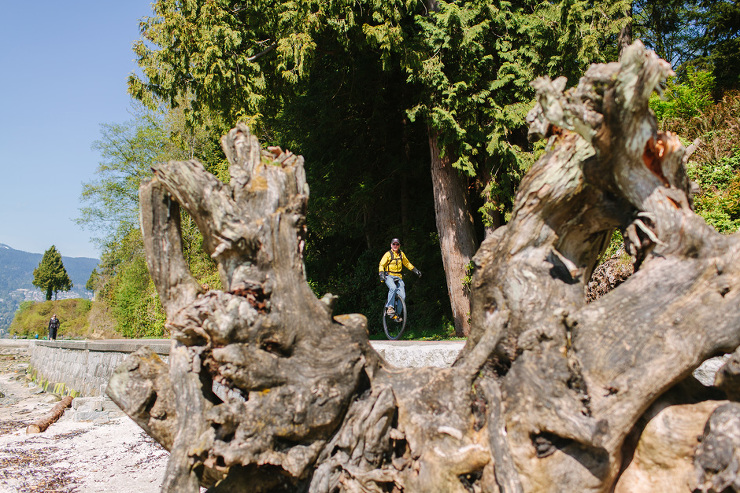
[0,347,168,493]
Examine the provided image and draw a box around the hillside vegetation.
[78,0,739,339]
[0,243,98,332]
[9,299,117,340]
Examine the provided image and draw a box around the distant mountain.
[0,243,99,334]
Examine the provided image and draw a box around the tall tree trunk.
[108,43,740,493]
[401,118,412,241]
[428,129,477,336]
[619,7,632,60]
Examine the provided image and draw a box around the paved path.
[0,339,31,349]
[371,339,465,367]
[2,338,467,368]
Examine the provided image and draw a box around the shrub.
[654,85,740,234]
[9,299,98,339]
[650,68,715,123]
[110,256,166,338]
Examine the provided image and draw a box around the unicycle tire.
[382,295,407,340]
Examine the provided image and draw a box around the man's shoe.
[386,307,395,315]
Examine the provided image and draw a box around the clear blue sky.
[0,1,154,259]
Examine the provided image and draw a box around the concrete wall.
[27,339,466,397]
[13,338,731,397]
[29,340,171,397]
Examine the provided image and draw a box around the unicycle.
[382,292,407,340]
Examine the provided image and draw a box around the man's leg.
[385,276,398,309]
[395,279,406,316]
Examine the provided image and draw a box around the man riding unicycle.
[378,238,421,326]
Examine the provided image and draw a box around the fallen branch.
[26,395,73,434]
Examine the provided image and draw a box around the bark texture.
[585,247,634,302]
[108,42,740,492]
[428,130,477,336]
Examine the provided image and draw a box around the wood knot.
[546,124,566,139]
[643,133,679,186]
[230,286,269,313]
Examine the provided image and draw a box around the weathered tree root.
[108,41,740,492]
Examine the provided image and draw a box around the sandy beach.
[0,347,169,493]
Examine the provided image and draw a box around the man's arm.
[379,252,390,282]
[401,253,414,272]
[402,253,421,277]
[379,252,390,273]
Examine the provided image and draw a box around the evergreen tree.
[692,0,740,92]
[631,0,702,68]
[32,246,73,301]
[85,267,99,294]
[127,0,630,335]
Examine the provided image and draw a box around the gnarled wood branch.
[108,42,740,492]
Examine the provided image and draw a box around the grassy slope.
[9,299,118,340]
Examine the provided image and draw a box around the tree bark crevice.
[428,130,477,337]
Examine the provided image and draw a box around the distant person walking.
[48,314,60,341]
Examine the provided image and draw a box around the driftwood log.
[26,395,73,434]
[107,41,740,492]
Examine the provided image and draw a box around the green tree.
[650,67,715,121]
[630,0,704,68]
[78,110,171,243]
[85,267,99,294]
[653,85,740,234]
[691,0,740,92]
[79,107,224,337]
[128,0,630,336]
[32,246,73,301]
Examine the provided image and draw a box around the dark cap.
[391,238,400,244]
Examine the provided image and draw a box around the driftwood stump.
[108,42,740,492]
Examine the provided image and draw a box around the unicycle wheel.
[382,295,407,340]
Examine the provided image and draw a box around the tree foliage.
[691,0,740,92]
[631,0,703,68]
[87,0,738,339]
[631,0,740,93]
[662,87,740,234]
[78,109,224,337]
[85,267,99,293]
[650,67,715,122]
[32,246,72,301]
[78,112,169,242]
[129,0,631,219]
[125,0,635,335]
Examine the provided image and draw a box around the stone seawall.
[4,338,728,398]
[29,340,171,397]
[26,339,466,397]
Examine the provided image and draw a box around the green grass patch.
[9,299,115,340]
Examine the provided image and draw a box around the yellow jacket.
[379,250,415,279]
